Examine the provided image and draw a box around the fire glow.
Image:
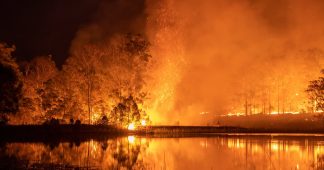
[141,120,146,126]
[127,123,136,131]
[2,0,324,126]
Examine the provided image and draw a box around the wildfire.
[127,123,136,130]
[141,120,146,126]
[224,111,303,117]
[226,112,245,117]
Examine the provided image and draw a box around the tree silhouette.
[306,69,324,112]
[0,43,22,123]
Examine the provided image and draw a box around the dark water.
[1,134,324,170]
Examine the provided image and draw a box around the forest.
[2,0,324,126]
[0,34,151,127]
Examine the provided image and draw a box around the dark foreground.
[1,125,324,169]
[1,130,324,169]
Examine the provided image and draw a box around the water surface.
[1,134,324,169]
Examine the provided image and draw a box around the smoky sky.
[3,0,324,125]
[70,0,147,52]
[0,0,146,66]
[142,0,324,124]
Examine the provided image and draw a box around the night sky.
[0,0,101,66]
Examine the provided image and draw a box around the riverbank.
[0,124,124,143]
[1,124,324,142]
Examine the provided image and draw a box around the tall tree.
[63,34,152,125]
[107,34,152,126]
[64,44,105,124]
[306,70,324,112]
[19,55,57,123]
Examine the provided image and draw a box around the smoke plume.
[71,0,324,125]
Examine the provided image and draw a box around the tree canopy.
[306,69,324,112]
[2,34,152,125]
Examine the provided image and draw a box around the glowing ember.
[225,112,245,117]
[141,120,146,126]
[127,123,135,130]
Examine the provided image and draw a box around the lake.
[1,134,324,169]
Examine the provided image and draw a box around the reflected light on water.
[271,142,279,151]
[128,136,136,144]
[2,136,324,169]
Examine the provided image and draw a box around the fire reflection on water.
[1,136,324,169]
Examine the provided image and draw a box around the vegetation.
[0,34,152,126]
[1,33,324,128]
[306,69,324,112]
[0,43,23,124]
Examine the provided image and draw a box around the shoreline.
[1,125,324,142]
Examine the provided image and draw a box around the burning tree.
[0,34,152,126]
[41,72,74,121]
[64,44,105,124]
[110,96,141,127]
[61,33,152,126]
[306,69,324,112]
[107,34,151,127]
[18,56,58,124]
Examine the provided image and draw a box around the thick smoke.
[70,0,147,51]
[146,0,324,125]
[71,0,324,125]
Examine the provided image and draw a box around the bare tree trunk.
[268,89,271,114]
[277,80,280,114]
[282,96,285,114]
[36,71,44,118]
[245,94,248,116]
[87,69,92,125]
[262,93,266,114]
[88,78,91,125]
